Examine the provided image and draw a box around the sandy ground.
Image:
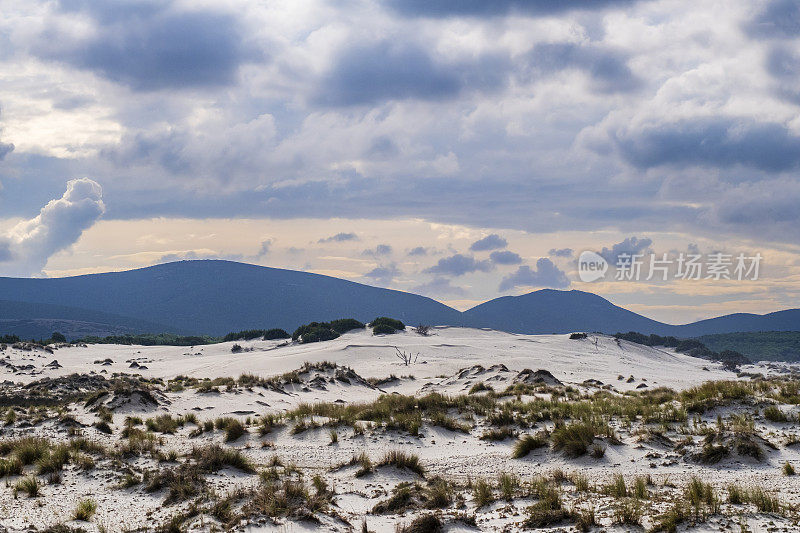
[0,327,798,532]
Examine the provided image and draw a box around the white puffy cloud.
[0,178,105,276]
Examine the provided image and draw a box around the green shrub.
[472,478,494,507]
[373,323,399,335]
[292,322,341,343]
[5,437,51,465]
[37,445,70,474]
[603,474,627,498]
[329,319,365,334]
[524,485,570,528]
[73,499,97,521]
[380,450,424,476]
[480,427,515,441]
[498,472,519,501]
[651,502,687,532]
[551,423,595,458]
[469,382,493,394]
[747,486,781,513]
[0,457,23,477]
[512,434,548,458]
[371,317,405,331]
[727,484,744,504]
[611,498,642,525]
[145,414,181,434]
[699,443,729,464]
[764,405,788,422]
[784,462,796,476]
[349,451,373,477]
[299,325,340,344]
[190,444,254,473]
[685,477,718,518]
[14,476,40,498]
[223,420,246,442]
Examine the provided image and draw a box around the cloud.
[33,2,253,91]
[424,253,493,276]
[469,234,507,251]
[549,248,574,258]
[384,0,646,17]
[256,240,271,257]
[0,178,105,276]
[318,232,359,243]
[711,178,800,230]
[0,109,13,160]
[489,250,522,265]
[363,244,393,256]
[414,276,467,297]
[766,46,800,103]
[606,117,800,172]
[526,43,640,93]
[0,142,13,161]
[745,0,800,39]
[363,263,400,285]
[408,246,428,256]
[157,250,244,263]
[317,41,507,106]
[498,258,570,291]
[599,236,653,264]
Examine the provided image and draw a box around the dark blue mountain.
[461,289,671,334]
[0,260,463,337]
[461,289,800,337]
[0,260,796,340]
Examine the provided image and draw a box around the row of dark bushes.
[614,331,750,367]
[291,317,406,344]
[222,329,290,342]
[30,316,407,347]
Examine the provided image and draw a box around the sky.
[0,0,799,324]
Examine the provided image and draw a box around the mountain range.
[0,260,796,339]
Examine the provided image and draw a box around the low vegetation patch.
[379,450,425,476]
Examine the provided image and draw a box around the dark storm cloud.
[498,258,569,291]
[526,43,641,93]
[610,117,800,172]
[745,0,800,39]
[489,250,522,265]
[424,253,493,276]
[316,41,508,106]
[766,46,800,103]
[469,234,507,251]
[34,1,253,90]
[384,0,646,18]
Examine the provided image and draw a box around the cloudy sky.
[1,0,799,323]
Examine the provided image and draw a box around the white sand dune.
[1,327,797,532]
[3,327,737,392]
